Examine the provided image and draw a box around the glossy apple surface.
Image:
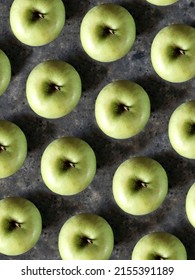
[168,100,195,159]
[58,213,114,260]
[80,3,136,62]
[146,0,178,6]
[112,157,168,215]
[186,183,195,228]
[26,60,82,119]
[0,120,27,178]
[131,232,187,260]
[151,24,195,82]
[0,49,11,96]
[41,137,96,195]
[10,0,65,46]
[95,80,150,139]
[0,197,42,256]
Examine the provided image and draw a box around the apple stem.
[102,27,116,37]
[0,144,6,152]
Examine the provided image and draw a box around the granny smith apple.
[10,0,65,46]
[0,49,11,96]
[80,3,136,62]
[0,196,42,256]
[0,120,27,179]
[168,100,195,159]
[95,80,151,139]
[112,157,168,215]
[58,213,114,260]
[131,232,187,260]
[26,60,82,119]
[41,137,96,195]
[146,0,178,6]
[186,183,195,227]
[151,24,195,83]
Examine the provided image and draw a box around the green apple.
[0,196,42,256]
[0,120,27,179]
[131,232,187,260]
[26,60,82,119]
[0,49,11,96]
[112,157,168,215]
[41,137,96,195]
[146,0,178,6]
[151,24,195,83]
[186,183,195,228]
[80,3,136,62]
[58,213,114,260]
[95,80,150,139]
[168,100,195,159]
[10,0,65,47]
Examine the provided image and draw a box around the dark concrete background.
[0,0,194,260]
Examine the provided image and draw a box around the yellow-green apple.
[146,0,178,6]
[131,232,187,260]
[112,157,168,215]
[10,0,65,46]
[0,197,42,256]
[186,182,195,228]
[0,120,27,179]
[80,3,136,62]
[26,60,82,119]
[151,24,195,83]
[41,137,96,195]
[0,49,11,96]
[58,213,114,260]
[95,80,151,139]
[168,100,195,159]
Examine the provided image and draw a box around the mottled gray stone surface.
[0,0,194,260]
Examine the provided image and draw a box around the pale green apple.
[146,0,178,6]
[151,24,195,83]
[0,196,42,256]
[0,49,11,96]
[95,80,151,139]
[112,157,168,215]
[41,137,96,195]
[131,232,187,260]
[168,100,195,159]
[80,3,136,62]
[10,0,65,46]
[58,213,114,260]
[0,120,27,179]
[26,60,82,119]
[186,183,195,228]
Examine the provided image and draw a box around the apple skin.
[151,24,195,83]
[41,137,96,195]
[168,100,195,159]
[112,157,168,215]
[186,183,195,228]
[58,213,114,260]
[0,49,11,96]
[26,60,82,119]
[146,0,178,6]
[131,232,187,260]
[10,0,65,47]
[0,120,27,179]
[0,196,42,256]
[80,3,136,62]
[95,80,151,139]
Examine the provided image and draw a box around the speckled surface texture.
[0,0,195,260]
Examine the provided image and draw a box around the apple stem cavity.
[173,47,186,57]
[102,26,116,37]
[135,180,148,190]
[32,10,45,21]
[80,236,93,247]
[8,220,22,231]
[63,160,76,171]
[117,104,131,114]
